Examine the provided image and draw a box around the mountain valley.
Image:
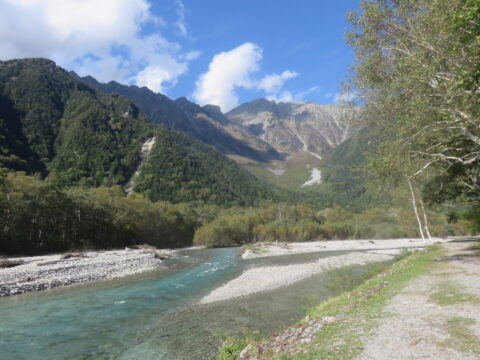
[80,76,363,192]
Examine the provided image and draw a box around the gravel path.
[200,252,394,304]
[357,240,480,360]
[0,247,172,297]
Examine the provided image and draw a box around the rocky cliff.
[226,98,360,158]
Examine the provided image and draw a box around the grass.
[218,245,443,360]
[218,329,262,360]
[323,262,389,294]
[241,151,322,191]
[430,280,479,306]
[441,317,480,355]
[288,247,441,360]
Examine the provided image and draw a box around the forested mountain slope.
[314,126,390,210]
[0,58,151,185]
[135,130,280,205]
[0,58,281,205]
[81,76,283,163]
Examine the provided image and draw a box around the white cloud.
[183,51,201,61]
[324,93,335,101]
[134,54,187,93]
[72,55,131,84]
[175,0,188,37]
[258,70,298,94]
[0,0,196,94]
[193,43,298,111]
[193,43,262,111]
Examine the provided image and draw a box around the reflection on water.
[0,248,362,360]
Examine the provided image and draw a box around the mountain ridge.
[79,65,365,194]
[0,58,282,205]
[226,98,360,158]
[80,76,284,163]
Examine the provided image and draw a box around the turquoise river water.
[0,247,362,359]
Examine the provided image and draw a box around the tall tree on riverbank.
[346,0,480,231]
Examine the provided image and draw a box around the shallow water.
[0,248,362,360]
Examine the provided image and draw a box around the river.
[0,247,367,360]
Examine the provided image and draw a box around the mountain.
[225,98,361,190]
[0,58,152,185]
[0,58,281,205]
[75,80,364,191]
[226,98,359,158]
[134,130,281,205]
[80,76,283,163]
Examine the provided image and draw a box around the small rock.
[238,344,253,359]
[323,316,336,324]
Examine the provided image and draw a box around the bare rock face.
[226,98,360,157]
[174,97,284,162]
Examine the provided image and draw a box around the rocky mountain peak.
[227,98,279,117]
[226,98,360,157]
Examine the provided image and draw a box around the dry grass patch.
[430,280,479,306]
[440,317,480,355]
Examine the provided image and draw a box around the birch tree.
[346,0,480,208]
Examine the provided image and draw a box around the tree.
[346,0,480,233]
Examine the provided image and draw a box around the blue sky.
[0,0,360,111]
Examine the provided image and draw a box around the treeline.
[193,203,470,248]
[0,170,219,255]
[0,170,472,255]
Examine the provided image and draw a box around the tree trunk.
[419,195,432,241]
[407,178,425,242]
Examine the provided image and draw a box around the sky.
[0,0,360,112]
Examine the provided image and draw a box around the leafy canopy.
[346,0,480,202]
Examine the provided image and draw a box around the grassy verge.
[218,244,443,360]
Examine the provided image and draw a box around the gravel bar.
[199,252,394,304]
[241,238,447,259]
[0,248,172,297]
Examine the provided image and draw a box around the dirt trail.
[357,240,480,360]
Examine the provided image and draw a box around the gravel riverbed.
[199,252,394,304]
[0,248,172,297]
[241,238,446,259]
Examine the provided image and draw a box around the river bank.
[0,238,447,298]
[241,237,446,259]
[225,240,480,360]
[0,247,174,297]
[200,238,448,304]
[200,251,394,304]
